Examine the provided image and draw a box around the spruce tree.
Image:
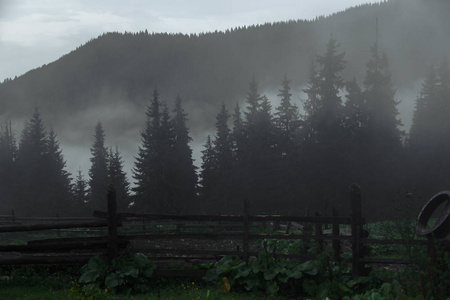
[300,37,348,209]
[275,75,299,139]
[241,79,277,212]
[363,42,402,150]
[409,67,439,149]
[133,89,161,211]
[156,102,177,213]
[73,168,89,215]
[199,135,218,211]
[88,121,109,211]
[274,76,301,207]
[212,104,234,212]
[0,121,17,210]
[408,61,450,194]
[133,90,181,213]
[45,129,72,214]
[16,108,49,215]
[108,146,130,211]
[361,42,404,212]
[171,95,197,213]
[304,36,346,144]
[15,109,72,216]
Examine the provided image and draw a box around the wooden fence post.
[427,234,436,267]
[243,199,249,264]
[332,206,341,262]
[107,186,118,261]
[56,213,60,237]
[315,211,323,253]
[350,183,363,278]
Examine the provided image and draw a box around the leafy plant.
[79,252,157,294]
[204,253,320,296]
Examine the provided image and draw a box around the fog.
[0,0,449,217]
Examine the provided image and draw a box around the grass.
[0,279,290,300]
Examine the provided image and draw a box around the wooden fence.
[0,184,437,278]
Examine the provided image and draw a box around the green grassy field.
[0,279,289,300]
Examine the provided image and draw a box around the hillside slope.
[0,0,448,175]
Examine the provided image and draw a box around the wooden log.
[94,211,353,224]
[28,236,108,245]
[350,183,363,278]
[0,220,109,233]
[243,199,249,264]
[362,238,427,245]
[133,248,242,257]
[107,186,118,261]
[332,206,341,262]
[0,253,104,265]
[314,212,323,253]
[0,241,110,252]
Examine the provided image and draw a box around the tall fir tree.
[363,42,403,150]
[88,121,109,211]
[274,76,301,207]
[73,168,89,215]
[360,42,404,213]
[44,129,73,214]
[408,60,450,194]
[241,79,278,212]
[409,67,439,149]
[133,88,161,211]
[15,109,72,216]
[16,108,48,215]
[300,37,348,210]
[212,104,234,212]
[108,146,130,211]
[199,135,217,212]
[303,36,346,145]
[0,121,17,210]
[133,90,184,213]
[171,95,198,213]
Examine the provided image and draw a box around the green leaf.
[298,260,318,276]
[234,267,250,280]
[105,273,124,288]
[285,266,303,279]
[265,281,279,295]
[79,269,99,284]
[243,276,261,291]
[119,265,139,278]
[203,268,219,282]
[277,272,290,283]
[263,267,279,281]
[133,253,150,268]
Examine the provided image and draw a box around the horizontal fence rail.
[0,184,440,278]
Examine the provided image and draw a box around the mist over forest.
[0,0,449,218]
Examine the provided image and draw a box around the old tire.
[416,191,450,239]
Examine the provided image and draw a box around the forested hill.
[0,0,449,155]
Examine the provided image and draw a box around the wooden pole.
[427,234,436,267]
[350,183,362,278]
[56,213,60,237]
[332,206,341,262]
[243,199,249,264]
[314,211,323,253]
[107,185,118,261]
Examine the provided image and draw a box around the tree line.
[1,37,449,218]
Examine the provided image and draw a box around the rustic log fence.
[0,184,443,278]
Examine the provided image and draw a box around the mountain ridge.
[0,0,448,176]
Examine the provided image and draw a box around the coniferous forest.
[1,0,450,219]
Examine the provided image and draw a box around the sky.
[0,0,385,180]
[0,0,380,82]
